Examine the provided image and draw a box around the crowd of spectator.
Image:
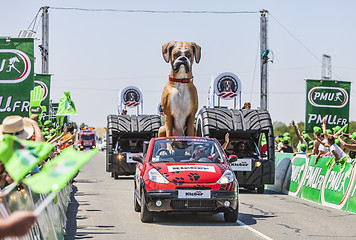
[275,118,356,172]
[0,114,76,238]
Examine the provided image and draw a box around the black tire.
[114,172,119,179]
[134,192,141,212]
[257,186,265,194]
[111,172,114,178]
[224,207,238,222]
[140,191,154,223]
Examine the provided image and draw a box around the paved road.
[65,151,356,240]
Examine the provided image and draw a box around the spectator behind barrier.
[242,102,251,109]
[276,138,293,153]
[293,143,307,156]
[291,120,308,152]
[0,115,44,142]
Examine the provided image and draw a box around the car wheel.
[134,191,141,212]
[257,186,265,194]
[114,172,119,179]
[140,191,154,222]
[224,207,238,222]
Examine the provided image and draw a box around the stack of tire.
[106,114,161,179]
[195,108,275,192]
[196,108,274,158]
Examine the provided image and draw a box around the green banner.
[34,73,51,121]
[305,79,351,132]
[289,155,308,197]
[0,38,34,122]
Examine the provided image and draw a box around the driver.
[190,145,219,162]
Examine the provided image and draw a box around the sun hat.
[43,120,53,127]
[326,129,332,134]
[332,126,341,133]
[313,126,322,135]
[302,133,311,141]
[283,132,290,137]
[299,144,307,152]
[0,115,34,140]
[282,138,289,144]
[50,129,56,135]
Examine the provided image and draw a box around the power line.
[49,7,259,14]
[269,13,342,80]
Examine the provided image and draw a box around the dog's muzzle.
[172,56,191,73]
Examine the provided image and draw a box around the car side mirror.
[228,155,238,163]
[132,154,144,164]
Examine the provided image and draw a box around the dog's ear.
[191,42,201,64]
[162,41,177,63]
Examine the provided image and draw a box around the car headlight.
[148,168,169,184]
[217,170,235,185]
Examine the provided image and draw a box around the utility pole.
[322,54,331,80]
[260,9,268,110]
[41,6,49,74]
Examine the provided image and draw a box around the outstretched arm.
[292,120,303,142]
[222,133,229,151]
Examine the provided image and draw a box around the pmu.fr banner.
[34,73,51,121]
[305,79,351,132]
[0,38,34,122]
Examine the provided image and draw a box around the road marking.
[237,220,274,240]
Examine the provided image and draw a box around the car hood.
[151,163,227,183]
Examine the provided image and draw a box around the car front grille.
[171,200,216,210]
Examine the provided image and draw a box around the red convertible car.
[133,137,239,222]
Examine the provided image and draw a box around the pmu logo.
[308,87,348,108]
[0,49,31,83]
[34,80,49,100]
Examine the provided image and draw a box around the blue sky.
[2,1,356,127]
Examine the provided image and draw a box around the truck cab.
[78,127,96,150]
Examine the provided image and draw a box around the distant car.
[133,137,239,223]
[101,139,107,151]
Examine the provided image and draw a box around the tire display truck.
[195,72,275,193]
[106,86,161,179]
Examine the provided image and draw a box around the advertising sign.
[0,38,34,122]
[214,72,241,100]
[34,73,51,121]
[305,79,351,132]
[121,86,142,108]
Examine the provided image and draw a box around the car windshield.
[151,138,225,163]
[226,139,260,159]
[81,134,95,140]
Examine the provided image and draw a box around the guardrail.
[0,182,71,239]
[267,153,356,213]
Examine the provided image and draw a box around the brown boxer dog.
[158,41,201,137]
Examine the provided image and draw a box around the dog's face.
[162,41,201,75]
[224,80,232,92]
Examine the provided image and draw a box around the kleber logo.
[308,87,348,108]
[0,49,31,83]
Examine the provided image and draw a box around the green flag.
[57,92,77,116]
[23,148,98,194]
[0,135,54,182]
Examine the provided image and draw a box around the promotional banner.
[34,73,51,121]
[0,38,34,122]
[305,79,351,132]
[271,153,356,213]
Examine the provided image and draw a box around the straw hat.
[0,115,34,140]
